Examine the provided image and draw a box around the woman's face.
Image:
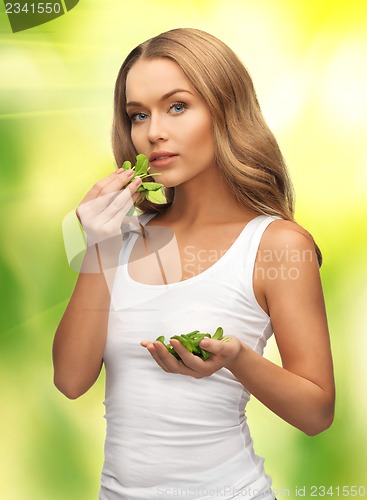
[125,58,216,188]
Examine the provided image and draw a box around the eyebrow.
[126,88,193,108]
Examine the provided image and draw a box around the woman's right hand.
[76,168,142,247]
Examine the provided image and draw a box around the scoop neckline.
[122,213,266,289]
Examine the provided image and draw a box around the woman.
[53,28,335,499]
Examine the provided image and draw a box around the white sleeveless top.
[99,213,280,500]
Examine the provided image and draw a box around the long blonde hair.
[112,28,322,265]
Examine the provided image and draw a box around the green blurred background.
[1,0,366,498]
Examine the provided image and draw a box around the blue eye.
[170,102,186,114]
[131,113,148,122]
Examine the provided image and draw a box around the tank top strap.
[138,212,157,226]
[242,215,282,287]
[120,212,157,240]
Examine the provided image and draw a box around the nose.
[147,113,168,143]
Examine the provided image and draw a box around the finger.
[141,340,200,376]
[98,169,137,196]
[80,168,135,205]
[93,180,141,228]
[199,337,240,367]
[168,339,204,371]
[79,177,141,222]
[79,170,122,205]
[198,337,227,354]
[143,342,172,373]
[76,191,117,226]
[148,341,190,374]
[101,178,142,219]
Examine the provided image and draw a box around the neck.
[163,167,256,227]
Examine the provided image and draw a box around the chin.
[152,173,177,188]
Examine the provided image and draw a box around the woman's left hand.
[140,336,244,378]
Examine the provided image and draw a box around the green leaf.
[135,153,147,169]
[167,345,180,359]
[141,182,164,191]
[213,327,223,340]
[200,349,211,360]
[154,327,225,361]
[134,154,149,176]
[180,336,195,353]
[121,160,132,170]
[184,331,200,338]
[146,189,167,204]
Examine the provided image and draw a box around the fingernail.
[134,177,142,185]
[200,339,209,347]
[126,169,134,176]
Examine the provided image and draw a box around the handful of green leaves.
[120,153,165,203]
[156,327,230,361]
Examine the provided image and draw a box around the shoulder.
[260,218,317,257]
[254,218,320,279]
[254,218,323,315]
[252,218,320,318]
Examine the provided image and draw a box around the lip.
[149,150,178,162]
[149,151,178,168]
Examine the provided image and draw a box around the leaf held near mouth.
[137,182,164,192]
[119,154,167,209]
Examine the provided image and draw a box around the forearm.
[52,242,120,399]
[227,343,335,436]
